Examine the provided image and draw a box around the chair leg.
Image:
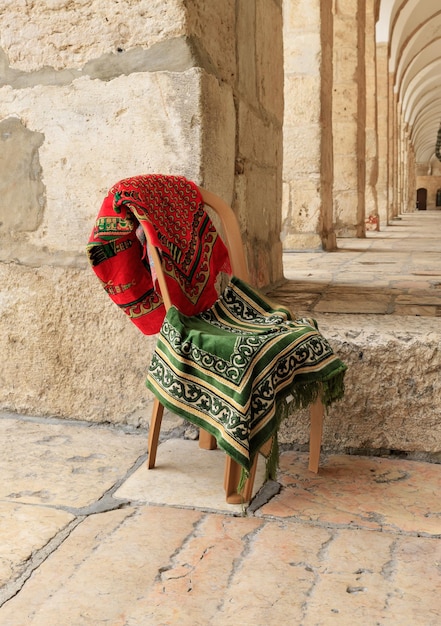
[199,428,217,450]
[259,437,273,459]
[147,398,164,469]
[224,455,259,504]
[308,397,324,473]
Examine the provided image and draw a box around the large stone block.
[237,0,257,103]
[0,0,186,71]
[0,117,44,233]
[333,190,359,233]
[235,162,283,286]
[280,314,441,456]
[333,155,359,190]
[284,74,321,126]
[282,178,321,243]
[237,161,281,238]
[0,69,204,265]
[284,0,320,32]
[332,86,359,123]
[283,125,321,177]
[332,121,358,156]
[200,73,236,196]
[284,33,321,75]
[185,0,236,86]
[238,102,280,167]
[0,264,156,423]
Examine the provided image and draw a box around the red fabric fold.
[87,175,231,334]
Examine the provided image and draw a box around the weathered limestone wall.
[0,1,284,424]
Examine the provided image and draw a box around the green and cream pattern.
[147,277,347,476]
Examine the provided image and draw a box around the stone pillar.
[397,108,405,214]
[281,0,335,251]
[332,0,366,237]
[234,0,284,285]
[400,122,416,213]
[182,0,284,287]
[376,42,389,226]
[320,1,337,250]
[401,123,409,212]
[389,89,399,219]
[364,0,379,231]
[407,141,416,212]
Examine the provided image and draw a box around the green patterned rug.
[147,277,346,476]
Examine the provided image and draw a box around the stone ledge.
[278,313,441,455]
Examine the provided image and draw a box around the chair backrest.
[145,185,250,312]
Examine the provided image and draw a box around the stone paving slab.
[0,415,440,625]
[115,439,267,513]
[0,413,147,608]
[0,503,73,589]
[259,452,441,536]
[299,531,441,626]
[0,414,146,508]
[0,506,206,625]
[1,505,439,625]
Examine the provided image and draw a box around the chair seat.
[146,276,346,476]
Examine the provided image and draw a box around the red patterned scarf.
[87,175,231,334]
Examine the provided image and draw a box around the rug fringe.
[246,370,346,489]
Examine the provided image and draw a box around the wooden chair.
[145,186,325,504]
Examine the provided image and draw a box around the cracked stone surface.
[0,414,440,625]
[0,415,147,509]
[259,452,441,535]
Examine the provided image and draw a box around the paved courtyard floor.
[272,210,441,318]
[1,210,441,625]
[0,411,440,625]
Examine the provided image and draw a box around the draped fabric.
[86,175,231,334]
[146,277,347,474]
[87,175,346,479]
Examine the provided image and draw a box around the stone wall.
[0,1,284,424]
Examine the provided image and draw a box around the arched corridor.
[282,0,441,249]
